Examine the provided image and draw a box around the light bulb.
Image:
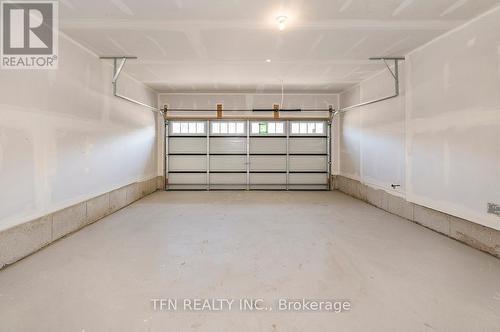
[276,16,288,31]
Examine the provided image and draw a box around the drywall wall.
[338,5,500,231]
[338,66,406,197]
[406,6,500,231]
[159,93,338,110]
[0,33,158,231]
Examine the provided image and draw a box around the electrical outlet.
[487,203,500,217]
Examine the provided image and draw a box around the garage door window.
[251,122,285,135]
[171,121,206,135]
[211,121,245,135]
[290,122,325,135]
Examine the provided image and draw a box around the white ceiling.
[60,0,500,93]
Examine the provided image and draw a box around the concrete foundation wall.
[333,175,500,259]
[0,177,163,270]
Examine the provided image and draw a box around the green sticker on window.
[259,123,268,134]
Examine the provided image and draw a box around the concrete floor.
[1,191,500,332]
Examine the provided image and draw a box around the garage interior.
[1,1,500,331]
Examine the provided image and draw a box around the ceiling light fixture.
[266,59,272,63]
[276,15,288,31]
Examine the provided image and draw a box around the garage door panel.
[288,184,328,190]
[289,156,327,172]
[167,120,330,190]
[169,173,206,185]
[250,184,287,190]
[210,184,247,190]
[210,172,246,189]
[250,156,286,171]
[168,185,207,190]
[289,138,327,154]
[250,172,286,190]
[210,173,246,185]
[250,173,286,185]
[169,155,207,172]
[210,155,246,171]
[210,137,246,154]
[168,137,207,154]
[250,138,286,154]
[289,173,328,185]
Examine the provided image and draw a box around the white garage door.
[166,120,330,190]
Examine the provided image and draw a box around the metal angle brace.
[100,56,162,113]
[338,56,405,113]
